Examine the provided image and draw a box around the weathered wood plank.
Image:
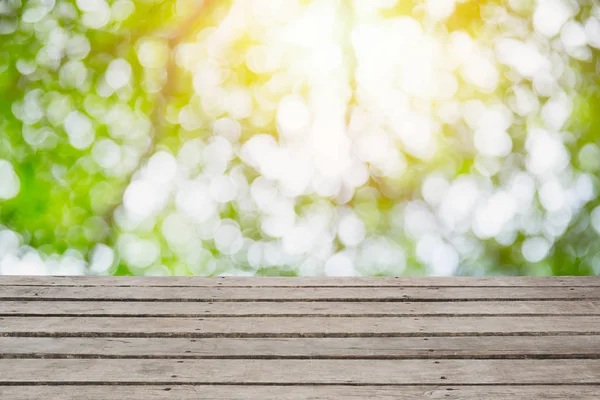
[2,276,599,287]
[1,359,599,384]
[1,316,599,337]
[2,336,599,359]
[3,300,598,316]
[1,286,598,301]
[2,385,600,400]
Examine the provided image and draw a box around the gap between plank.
[3,354,600,360]
[0,382,598,387]
[4,313,600,318]
[9,284,600,288]
[3,332,600,338]
[3,298,598,302]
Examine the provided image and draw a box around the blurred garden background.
[1,0,600,277]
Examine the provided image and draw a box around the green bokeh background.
[1,0,599,276]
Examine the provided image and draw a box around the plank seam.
[6,285,600,288]
[3,354,600,360]
[3,332,600,338]
[3,298,598,302]
[1,382,599,387]
[4,313,600,317]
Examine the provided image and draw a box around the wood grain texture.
[3,300,599,316]
[2,276,600,287]
[1,359,599,384]
[2,386,600,400]
[2,286,599,301]
[2,336,599,359]
[2,316,600,337]
[1,277,597,398]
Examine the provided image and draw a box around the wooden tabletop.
[1,276,599,399]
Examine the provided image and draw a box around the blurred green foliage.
[0,0,599,276]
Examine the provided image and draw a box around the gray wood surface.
[2,316,600,337]
[3,300,599,316]
[1,277,598,399]
[2,336,599,359]
[2,359,600,384]
[2,276,600,286]
[2,385,600,400]
[2,285,599,300]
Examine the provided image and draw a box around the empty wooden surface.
[2,386,600,400]
[3,285,600,301]
[3,316,600,337]
[2,276,600,287]
[2,359,600,384]
[1,277,599,399]
[2,336,600,359]
[3,299,600,316]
